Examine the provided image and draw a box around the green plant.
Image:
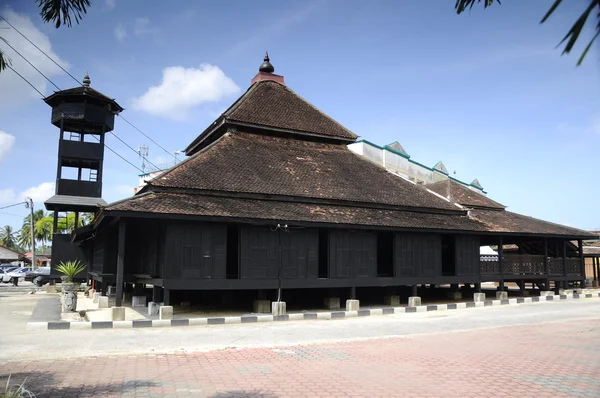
[1,375,35,398]
[55,260,86,283]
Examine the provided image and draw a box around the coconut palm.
[0,225,18,250]
[18,209,50,250]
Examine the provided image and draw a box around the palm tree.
[0,225,18,250]
[18,210,52,250]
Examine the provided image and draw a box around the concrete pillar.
[132,296,147,308]
[272,301,286,315]
[473,293,486,302]
[345,299,359,311]
[253,300,271,314]
[496,291,508,300]
[107,286,116,296]
[148,301,163,316]
[98,296,109,308]
[384,295,400,306]
[112,307,125,321]
[92,292,101,303]
[574,288,583,294]
[539,291,554,296]
[324,297,340,310]
[159,306,173,320]
[558,289,572,295]
[408,296,421,307]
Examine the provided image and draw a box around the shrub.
[55,260,86,283]
[1,375,35,398]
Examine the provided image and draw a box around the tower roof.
[259,52,275,73]
[43,74,124,112]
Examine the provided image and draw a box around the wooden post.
[578,239,585,287]
[498,236,504,291]
[562,240,568,288]
[163,289,171,306]
[115,220,126,307]
[594,257,598,282]
[412,285,418,297]
[350,286,356,300]
[152,285,162,303]
[543,238,549,290]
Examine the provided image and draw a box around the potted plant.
[56,260,86,312]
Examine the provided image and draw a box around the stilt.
[152,285,162,303]
[163,289,171,306]
[475,283,482,293]
[350,286,356,300]
[412,285,418,297]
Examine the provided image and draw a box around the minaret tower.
[43,74,123,269]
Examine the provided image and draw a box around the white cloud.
[114,23,127,42]
[21,182,55,204]
[106,0,116,10]
[0,9,70,107]
[0,131,15,164]
[131,64,240,120]
[0,188,16,205]
[133,17,158,37]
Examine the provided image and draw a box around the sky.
[0,0,599,234]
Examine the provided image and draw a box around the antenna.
[138,144,149,172]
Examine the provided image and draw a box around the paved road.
[1,287,599,397]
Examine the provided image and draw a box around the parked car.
[0,267,18,282]
[24,267,51,284]
[5,267,32,285]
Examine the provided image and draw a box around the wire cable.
[0,38,60,90]
[0,202,26,211]
[0,13,178,162]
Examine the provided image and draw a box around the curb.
[26,292,600,331]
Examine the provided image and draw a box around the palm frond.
[36,0,91,28]
[455,0,500,14]
[0,37,12,72]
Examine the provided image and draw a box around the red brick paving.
[1,319,599,397]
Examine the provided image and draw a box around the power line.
[6,66,145,174]
[0,13,178,162]
[0,202,25,211]
[0,38,60,90]
[0,14,80,85]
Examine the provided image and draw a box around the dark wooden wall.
[91,226,117,274]
[395,233,441,277]
[164,222,227,279]
[239,227,319,279]
[455,235,480,275]
[329,230,377,278]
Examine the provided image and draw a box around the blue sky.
[0,0,598,233]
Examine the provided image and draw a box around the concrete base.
[92,292,101,303]
[496,291,508,300]
[473,293,486,302]
[559,289,572,295]
[447,291,462,300]
[574,288,583,294]
[271,301,286,316]
[253,300,271,314]
[345,299,359,311]
[148,301,163,316]
[384,295,400,306]
[408,296,421,307]
[132,296,146,308]
[159,306,173,320]
[324,297,340,310]
[98,296,109,309]
[107,286,116,296]
[112,307,125,321]
[539,291,554,296]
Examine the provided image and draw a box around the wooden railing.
[481,255,582,276]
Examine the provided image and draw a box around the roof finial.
[82,73,91,87]
[259,51,275,73]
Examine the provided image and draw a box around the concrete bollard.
[148,301,162,316]
[271,301,286,316]
[384,295,400,306]
[447,291,462,300]
[112,307,125,321]
[496,291,508,300]
[98,296,109,309]
[408,296,421,307]
[93,292,101,304]
[345,299,359,311]
[473,293,486,302]
[132,296,146,308]
[159,306,173,320]
[323,297,340,310]
[540,291,554,296]
[253,300,271,314]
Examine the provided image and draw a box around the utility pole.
[25,197,36,270]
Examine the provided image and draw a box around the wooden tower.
[43,75,123,271]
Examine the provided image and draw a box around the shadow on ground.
[0,372,161,397]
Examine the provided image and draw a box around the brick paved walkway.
[1,318,599,397]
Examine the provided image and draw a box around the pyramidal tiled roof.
[427,179,505,210]
[185,80,357,154]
